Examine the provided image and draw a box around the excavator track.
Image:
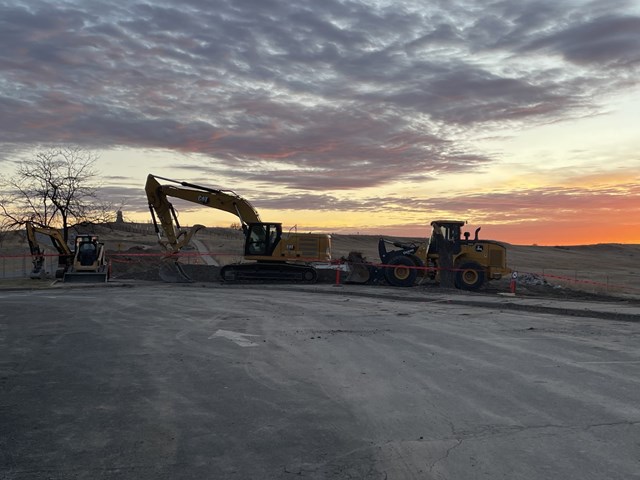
[220,263,317,283]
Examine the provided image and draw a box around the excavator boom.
[145,174,263,252]
[25,221,73,279]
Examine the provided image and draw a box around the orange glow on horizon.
[126,183,640,247]
[126,206,640,246]
[480,223,640,246]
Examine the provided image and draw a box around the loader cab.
[74,235,100,267]
[428,220,465,255]
[244,223,283,257]
[435,221,464,242]
[77,241,97,266]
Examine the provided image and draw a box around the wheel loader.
[346,220,510,290]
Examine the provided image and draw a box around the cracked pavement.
[1,284,639,479]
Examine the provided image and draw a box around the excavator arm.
[25,221,73,278]
[145,174,262,252]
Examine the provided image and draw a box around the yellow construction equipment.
[66,234,108,283]
[26,221,73,279]
[347,220,509,290]
[25,221,109,283]
[145,174,331,283]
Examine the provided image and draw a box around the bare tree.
[0,147,113,241]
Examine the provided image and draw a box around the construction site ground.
[2,224,639,478]
[1,280,640,479]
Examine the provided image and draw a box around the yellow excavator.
[145,174,332,283]
[25,221,109,283]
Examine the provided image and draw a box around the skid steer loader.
[63,234,109,283]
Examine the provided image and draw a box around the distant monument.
[116,210,124,224]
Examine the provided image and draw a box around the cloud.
[1,0,638,192]
[522,15,640,68]
[112,171,640,234]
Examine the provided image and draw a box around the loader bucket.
[158,258,193,283]
[345,263,372,284]
[343,251,373,284]
[63,272,108,283]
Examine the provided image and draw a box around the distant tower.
[116,210,124,223]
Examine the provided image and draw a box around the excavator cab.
[244,223,282,257]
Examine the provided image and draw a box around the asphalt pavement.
[1,284,639,479]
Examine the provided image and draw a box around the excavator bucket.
[30,267,46,280]
[158,258,193,283]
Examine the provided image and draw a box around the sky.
[1,0,639,245]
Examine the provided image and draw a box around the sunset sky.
[1,0,639,245]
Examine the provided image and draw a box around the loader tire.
[407,254,426,276]
[385,255,417,287]
[455,261,485,290]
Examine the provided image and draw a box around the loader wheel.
[455,261,485,290]
[407,254,426,276]
[385,256,417,287]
